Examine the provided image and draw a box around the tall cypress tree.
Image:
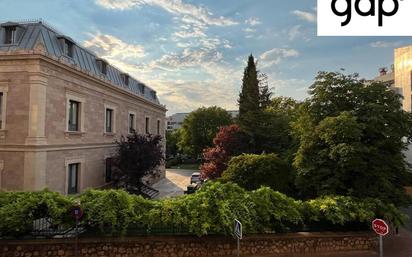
[238,54,260,126]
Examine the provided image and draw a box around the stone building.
[375,45,412,164]
[0,21,166,194]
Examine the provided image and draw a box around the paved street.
[152,169,195,198]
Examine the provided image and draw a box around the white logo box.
[318,0,412,36]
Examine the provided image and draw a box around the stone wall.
[0,232,377,257]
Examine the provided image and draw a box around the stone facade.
[0,49,166,194]
[0,232,378,257]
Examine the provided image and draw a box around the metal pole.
[237,237,240,257]
[75,220,79,257]
[379,235,383,257]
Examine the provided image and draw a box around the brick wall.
[0,232,377,257]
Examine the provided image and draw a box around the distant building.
[166,110,239,131]
[373,66,402,95]
[375,45,412,164]
[0,21,166,194]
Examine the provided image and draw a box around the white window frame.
[128,111,137,134]
[0,85,8,130]
[65,92,85,133]
[104,104,117,134]
[64,157,85,195]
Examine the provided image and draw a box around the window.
[96,59,108,75]
[105,108,114,133]
[157,120,160,135]
[105,158,113,183]
[4,27,16,44]
[145,117,150,134]
[68,100,80,132]
[0,93,3,129]
[121,73,129,86]
[68,163,79,194]
[66,93,85,133]
[63,40,74,58]
[0,87,7,130]
[129,113,135,133]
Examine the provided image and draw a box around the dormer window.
[121,73,129,86]
[57,35,75,58]
[151,91,157,99]
[140,84,145,95]
[4,26,16,44]
[1,22,21,45]
[64,41,74,58]
[96,58,108,75]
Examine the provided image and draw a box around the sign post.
[372,219,389,257]
[234,219,242,257]
[71,206,83,257]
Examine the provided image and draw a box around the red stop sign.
[372,219,389,236]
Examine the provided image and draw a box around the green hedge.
[222,154,292,193]
[0,182,407,237]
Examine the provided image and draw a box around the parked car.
[190,172,202,184]
[184,183,202,194]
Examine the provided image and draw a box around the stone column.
[23,71,48,190]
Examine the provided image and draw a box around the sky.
[1,0,411,114]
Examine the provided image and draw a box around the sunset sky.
[1,0,410,114]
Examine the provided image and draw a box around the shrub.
[222,154,292,193]
[0,190,73,237]
[79,189,136,234]
[250,187,302,232]
[0,183,407,237]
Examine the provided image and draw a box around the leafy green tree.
[178,107,232,157]
[222,154,292,193]
[238,55,260,128]
[166,129,181,158]
[293,71,412,206]
[258,72,272,109]
[237,56,298,155]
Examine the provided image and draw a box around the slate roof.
[0,20,160,105]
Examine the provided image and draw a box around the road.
[152,169,195,198]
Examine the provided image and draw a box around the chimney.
[379,67,388,76]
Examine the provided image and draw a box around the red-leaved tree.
[200,125,249,179]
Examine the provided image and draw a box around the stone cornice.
[0,142,117,152]
[0,50,167,112]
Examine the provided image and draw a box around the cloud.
[83,33,145,61]
[243,27,256,33]
[288,25,302,41]
[370,41,402,48]
[292,10,316,23]
[95,0,238,26]
[245,17,261,26]
[259,48,300,68]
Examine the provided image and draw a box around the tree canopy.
[178,106,232,157]
[201,124,249,179]
[293,71,412,206]
[114,132,164,187]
